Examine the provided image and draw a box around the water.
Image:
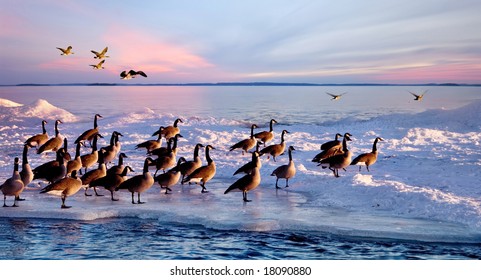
[1,85,481,260]
[1,217,480,260]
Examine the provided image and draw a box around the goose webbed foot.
[15,197,25,201]
[61,205,72,209]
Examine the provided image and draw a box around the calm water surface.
[1,217,480,260]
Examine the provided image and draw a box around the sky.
[1,0,481,84]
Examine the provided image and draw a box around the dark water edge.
[0,217,480,260]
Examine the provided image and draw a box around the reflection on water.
[1,86,479,125]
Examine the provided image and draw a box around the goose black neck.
[250,125,255,137]
[118,154,125,166]
[94,114,99,128]
[121,166,130,177]
[143,159,150,173]
[41,121,47,134]
[55,121,60,136]
[14,158,19,172]
[92,135,99,151]
[75,142,81,158]
[288,148,293,161]
[372,138,380,152]
[342,136,349,152]
[172,136,179,150]
[174,119,180,127]
[109,133,116,146]
[281,130,287,143]
[269,120,275,131]
[206,147,213,164]
[63,138,68,150]
[22,145,29,164]
[194,145,201,158]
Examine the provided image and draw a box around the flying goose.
[326,92,347,100]
[271,146,296,188]
[120,70,147,80]
[350,137,384,172]
[67,141,84,175]
[80,133,103,174]
[81,150,106,196]
[90,166,134,201]
[37,120,63,154]
[57,46,74,55]
[319,133,353,177]
[75,114,102,146]
[259,129,289,162]
[229,124,258,155]
[136,132,163,154]
[25,120,48,149]
[312,133,344,163]
[116,157,155,204]
[176,143,204,184]
[233,142,262,176]
[253,119,278,147]
[33,148,67,184]
[181,145,216,193]
[155,157,185,194]
[18,144,33,201]
[154,119,183,140]
[224,152,261,202]
[40,170,82,209]
[91,47,109,59]
[90,59,105,70]
[107,152,128,176]
[409,90,427,101]
[1,157,24,207]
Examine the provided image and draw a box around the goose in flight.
[57,46,74,55]
[326,92,346,101]
[120,70,147,80]
[91,47,109,59]
[90,60,105,70]
[409,90,427,101]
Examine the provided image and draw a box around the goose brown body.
[181,145,216,193]
[351,137,384,172]
[271,146,296,188]
[90,166,133,201]
[25,120,48,149]
[260,129,289,162]
[229,124,258,155]
[253,119,277,146]
[37,120,63,154]
[116,158,155,204]
[319,133,353,177]
[75,114,102,145]
[40,170,82,208]
[1,158,24,207]
[225,152,261,202]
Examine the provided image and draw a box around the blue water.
[1,217,480,260]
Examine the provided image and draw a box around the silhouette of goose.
[409,90,427,101]
[57,46,74,55]
[120,70,147,80]
[91,47,109,59]
[326,92,346,100]
[90,59,105,70]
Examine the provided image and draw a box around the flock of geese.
[56,45,147,80]
[0,115,385,208]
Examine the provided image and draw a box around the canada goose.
[319,133,353,177]
[351,137,384,172]
[90,59,105,70]
[154,119,183,140]
[409,90,427,101]
[107,152,128,176]
[81,150,106,196]
[233,142,262,176]
[80,133,103,174]
[312,133,344,163]
[61,138,72,161]
[177,143,204,184]
[91,47,109,59]
[152,135,182,176]
[120,70,147,80]
[101,131,123,165]
[229,124,258,155]
[253,119,278,146]
[18,144,33,201]
[75,114,102,146]
[37,119,63,154]
[181,145,216,193]
[33,149,67,184]
[1,157,24,207]
[155,157,185,194]
[224,152,261,202]
[25,120,48,149]
[326,92,346,100]
[116,157,155,204]
[57,46,74,55]
[136,132,163,154]
[90,166,133,201]
[40,170,82,209]
[150,133,184,157]
[271,146,296,188]
[66,141,83,176]
[259,129,289,162]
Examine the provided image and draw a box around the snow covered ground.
[1,97,480,243]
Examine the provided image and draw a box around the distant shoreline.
[1,82,480,87]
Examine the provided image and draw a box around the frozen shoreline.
[1,97,480,243]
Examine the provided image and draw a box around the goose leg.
[110,191,119,201]
[131,192,136,204]
[366,166,370,172]
[84,187,92,196]
[15,195,25,201]
[94,187,104,196]
[3,196,8,207]
[137,193,145,204]
[201,182,208,193]
[61,196,71,209]
[12,199,18,207]
[275,178,281,189]
[285,178,289,188]
[243,192,251,202]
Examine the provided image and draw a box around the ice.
[1,98,481,243]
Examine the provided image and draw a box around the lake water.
[0,85,480,260]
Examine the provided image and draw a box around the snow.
[0,97,480,243]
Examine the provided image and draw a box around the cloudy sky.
[1,0,481,84]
